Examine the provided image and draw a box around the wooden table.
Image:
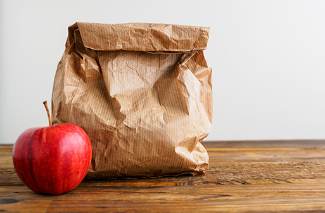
[1,140,325,212]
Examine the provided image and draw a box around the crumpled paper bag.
[51,22,212,178]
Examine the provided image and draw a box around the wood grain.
[1,140,325,212]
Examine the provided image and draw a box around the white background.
[1,0,325,144]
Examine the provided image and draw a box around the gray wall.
[1,0,325,144]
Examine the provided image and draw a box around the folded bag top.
[52,22,212,179]
[72,22,210,52]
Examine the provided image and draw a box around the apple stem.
[43,101,52,126]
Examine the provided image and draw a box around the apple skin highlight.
[12,123,92,195]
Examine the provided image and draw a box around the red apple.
[12,101,92,195]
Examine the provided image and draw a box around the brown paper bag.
[51,22,212,178]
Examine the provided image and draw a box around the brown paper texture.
[51,22,212,178]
